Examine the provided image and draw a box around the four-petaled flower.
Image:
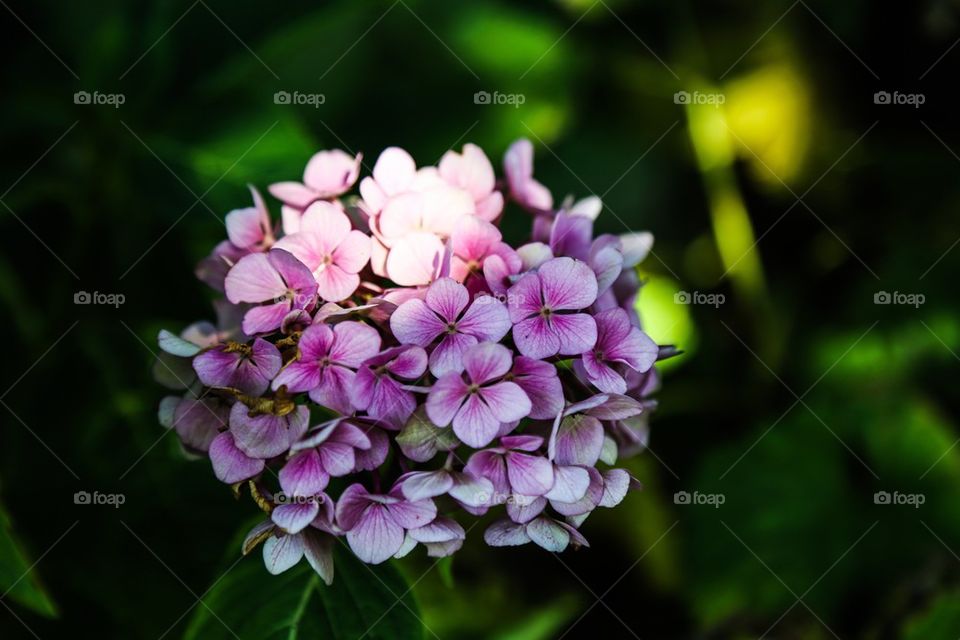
[391,278,510,376]
[507,257,599,359]
[272,321,381,415]
[426,343,531,447]
[225,248,318,335]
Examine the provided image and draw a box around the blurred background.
[2,0,959,637]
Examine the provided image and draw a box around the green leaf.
[0,500,58,618]
[183,546,424,640]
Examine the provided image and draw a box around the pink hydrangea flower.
[271,321,381,415]
[391,278,511,376]
[335,482,437,564]
[577,308,659,394]
[438,143,503,221]
[506,257,599,359]
[224,248,318,335]
[268,149,362,209]
[425,343,531,447]
[349,345,428,429]
[273,201,371,302]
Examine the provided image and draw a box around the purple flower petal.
[538,257,598,311]
[512,316,561,360]
[550,313,597,356]
[506,496,547,524]
[329,322,382,368]
[543,464,590,503]
[424,277,469,322]
[172,397,227,452]
[209,432,264,483]
[599,469,633,508]
[263,533,306,574]
[511,357,563,420]
[464,450,509,497]
[456,297,511,342]
[229,404,309,459]
[448,472,495,508]
[301,529,335,585]
[526,517,571,552]
[425,374,469,427]
[335,483,373,531]
[506,451,555,496]
[225,253,287,303]
[453,394,501,448]
[272,501,321,534]
[401,470,455,502]
[279,449,330,497]
[552,415,604,467]
[390,298,446,347]
[484,519,531,547]
[463,342,513,384]
[346,505,406,564]
[479,381,531,423]
[318,441,356,477]
[429,331,478,377]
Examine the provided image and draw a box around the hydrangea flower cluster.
[156,139,669,584]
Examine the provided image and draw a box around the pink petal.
[269,181,319,210]
[280,449,329,497]
[425,277,469,322]
[401,470,455,502]
[553,415,604,467]
[505,272,544,323]
[538,257,598,310]
[316,264,360,302]
[372,147,417,195]
[451,216,501,262]
[241,302,291,335]
[330,321,382,368]
[462,342,512,384]
[479,381,531,423]
[303,149,361,196]
[448,472,495,508]
[318,441,357,477]
[390,298,446,347]
[224,253,286,303]
[464,450,509,497]
[298,201,351,245]
[512,316,561,360]
[452,394,500,448]
[429,332,478,377]
[506,451,555,496]
[386,498,438,530]
[335,483,372,530]
[272,501,321,534]
[581,352,627,394]
[484,519,531,547]
[386,232,444,286]
[456,297,511,342]
[209,432,265,483]
[346,505,406,564]
[225,206,267,249]
[543,464,590,503]
[550,313,598,356]
[425,374,469,427]
[332,230,372,274]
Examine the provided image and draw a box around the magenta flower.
[162,396,228,453]
[268,149,362,209]
[484,516,588,553]
[391,278,511,377]
[192,337,281,395]
[504,139,553,213]
[394,516,466,559]
[229,402,310,459]
[426,343,531,447]
[225,248,318,335]
[398,468,494,508]
[209,431,265,483]
[271,321,381,415]
[273,201,371,302]
[449,216,515,293]
[507,257,599,359]
[463,434,555,500]
[335,483,437,564]
[578,308,658,394]
[349,345,428,429]
[279,421,373,497]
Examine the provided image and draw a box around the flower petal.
[263,534,305,574]
[506,451,555,496]
[209,432,264,484]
